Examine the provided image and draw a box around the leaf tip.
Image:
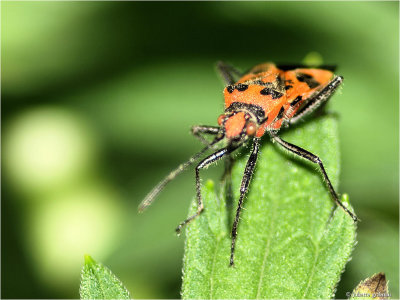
[340,193,359,222]
[302,51,324,67]
[341,193,350,204]
[205,179,215,190]
[80,254,131,299]
[84,254,95,266]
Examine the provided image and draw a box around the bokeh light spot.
[4,107,97,196]
[25,183,125,290]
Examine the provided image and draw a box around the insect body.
[139,62,358,266]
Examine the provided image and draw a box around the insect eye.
[246,122,257,136]
[217,114,226,126]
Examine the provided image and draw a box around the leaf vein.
[209,238,221,299]
[256,196,277,299]
[301,243,319,298]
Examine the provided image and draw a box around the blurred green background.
[2,2,398,299]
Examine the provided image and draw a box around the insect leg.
[191,125,220,145]
[138,135,223,212]
[175,146,232,234]
[271,134,358,222]
[290,76,343,125]
[230,138,261,266]
[216,61,242,85]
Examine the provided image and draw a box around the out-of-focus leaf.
[182,114,357,299]
[80,255,131,299]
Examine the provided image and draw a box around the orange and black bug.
[139,61,358,266]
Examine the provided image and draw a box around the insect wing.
[283,68,334,119]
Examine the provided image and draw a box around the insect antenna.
[138,135,224,212]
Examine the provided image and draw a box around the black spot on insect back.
[260,88,284,99]
[285,85,293,91]
[236,84,248,92]
[226,102,265,123]
[227,85,235,93]
[296,73,319,89]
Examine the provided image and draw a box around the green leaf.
[349,273,390,300]
[80,255,131,299]
[182,114,357,299]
